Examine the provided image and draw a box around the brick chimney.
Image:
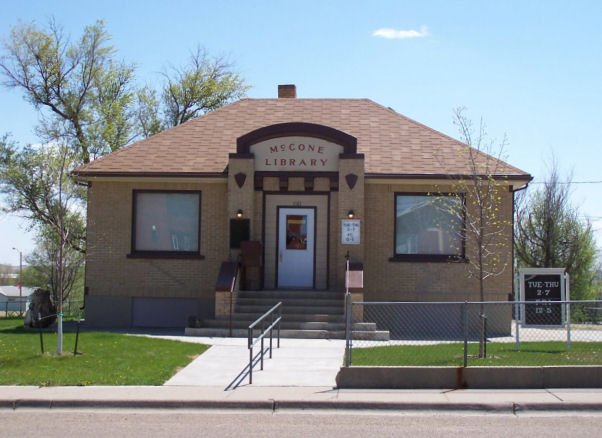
[278,84,296,98]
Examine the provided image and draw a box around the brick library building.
[73,85,531,336]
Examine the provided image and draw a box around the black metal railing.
[247,302,282,384]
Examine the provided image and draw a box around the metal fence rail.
[1,299,84,319]
[346,300,602,367]
[247,302,282,384]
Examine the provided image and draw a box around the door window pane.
[286,215,307,250]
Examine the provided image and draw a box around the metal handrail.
[247,302,282,384]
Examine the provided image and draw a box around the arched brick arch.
[236,122,357,154]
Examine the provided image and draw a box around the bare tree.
[447,107,513,357]
[515,162,598,300]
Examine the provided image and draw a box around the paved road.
[2,410,601,437]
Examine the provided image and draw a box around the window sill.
[127,252,205,260]
[389,255,467,263]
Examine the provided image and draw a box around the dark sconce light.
[236,209,244,218]
[347,210,355,219]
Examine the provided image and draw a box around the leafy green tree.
[0,19,136,164]
[0,138,82,353]
[134,47,249,136]
[1,19,249,250]
[22,226,85,304]
[0,136,85,253]
[515,164,598,300]
[161,47,248,128]
[1,19,248,351]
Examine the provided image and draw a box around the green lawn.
[0,318,209,386]
[351,342,602,366]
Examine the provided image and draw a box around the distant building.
[0,286,35,312]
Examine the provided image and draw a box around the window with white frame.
[133,191,200,253]
[394,193,464,259]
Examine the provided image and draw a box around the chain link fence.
[345,299,602,367]
[0,299,84,320]
[0,298,28,317]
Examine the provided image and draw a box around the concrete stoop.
[185,326,390,340]
[188,289,390,340]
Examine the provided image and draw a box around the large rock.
[24,288,57,328]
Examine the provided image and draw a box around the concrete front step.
[224,313,345,323]
[236,297,344,307]
[202,319,377,331]
[238,290,343,300]
[188,288,389,340]
[236,304,344,315]
[185,326,390,341]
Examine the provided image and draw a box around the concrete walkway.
[159,336,346,388]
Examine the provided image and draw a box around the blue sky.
[1,0,601,265]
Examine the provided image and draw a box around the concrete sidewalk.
[2,335,601,412]
[2,386,602,412]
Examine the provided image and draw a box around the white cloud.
[372,26,429,39]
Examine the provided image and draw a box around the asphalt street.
[1,410,602,438]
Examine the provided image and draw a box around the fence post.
[566,300,572,352]
[38,313,44,354]
[73,319,82,356]
[566,273,571,352]
[514,299,520,351]
[462,302,468,367]
[344,293,352,367]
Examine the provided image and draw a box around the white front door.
[277,207,315,288]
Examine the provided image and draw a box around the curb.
[2,398,602,412]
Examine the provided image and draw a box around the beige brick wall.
[334,158,365,290]
[86,180,228,301]
[363,182,514,302]
[86,176,514,305]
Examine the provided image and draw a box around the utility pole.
[12,247,22,316]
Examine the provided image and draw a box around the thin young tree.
[448,107,514,357]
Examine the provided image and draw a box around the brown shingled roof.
[72,98,530,179]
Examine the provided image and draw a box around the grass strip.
[0,318,208,386]
[351,341,602,366]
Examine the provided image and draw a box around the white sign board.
[250,136,344,172]
[341,219,360,245]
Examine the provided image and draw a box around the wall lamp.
[347,210,355,219]
[236,209,244,218]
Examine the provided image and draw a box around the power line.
[530,180,602,185]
